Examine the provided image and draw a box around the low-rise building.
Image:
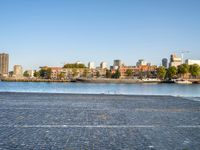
[26,70,34,78]
[185,59,200,66]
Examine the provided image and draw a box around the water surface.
[0,82,200,97]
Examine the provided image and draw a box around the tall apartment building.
[113,59,123,70]
[0,53,9,77]
[162,58,168,68]
[136,59,147,67]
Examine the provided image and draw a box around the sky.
[0,0,200,70]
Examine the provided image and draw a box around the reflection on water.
[0,82,200,97]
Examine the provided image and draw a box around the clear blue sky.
[0,0,200,70]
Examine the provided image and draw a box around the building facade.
[13,65,23,78]
[0,53,9,77]
[100,62,107,69]
[169,54,182,67]
[162,58,168,68]
[185,59,200,66]
[136,59,147,67]
[88,62,95,69]
[26,70,34,78]
[113,60,123,68]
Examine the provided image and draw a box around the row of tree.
[63,63,86,68]
[157,64,200,80]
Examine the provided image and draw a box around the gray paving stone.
[0,92,199,150]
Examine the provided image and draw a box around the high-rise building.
[136,59,147,67]
[113,59,123,68]
[13,65,23,78]
[162,58,168,68]
[169,54,182,67]
[88,62,95,69]
[100,62,107,69]
[0,53,9,77]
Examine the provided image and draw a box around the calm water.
[0,81,200,97]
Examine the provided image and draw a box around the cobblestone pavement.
[0,92,199,150]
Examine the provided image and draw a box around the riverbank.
[1,78,70,82]
[76,78,162,84]
[1,77,200,84]
[0,92,199,149]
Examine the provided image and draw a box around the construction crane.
[180,51,190,63]
[172,50,190,63]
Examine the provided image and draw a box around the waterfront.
[0,81,200,97]
[0,92,199,149]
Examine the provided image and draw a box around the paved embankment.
[0,92,199,150]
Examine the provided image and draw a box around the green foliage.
[106,70,112,78]
[39,68,52,79]
[82,69,89,77]
[125,69,133,77]
[33,71,40,78]
[178,64,189,75]
[96,71,100,78]
[23,71,30,77]
[189,64,200,77]
[58,72,65,79]
[72,68,78,77]
[157,66,166,80]
[167,66,177,79]
[112,69,121,79]
[63,63,86,68]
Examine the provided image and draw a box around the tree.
[63,63,86,68]
[178,64,189,78]
[34,71,40,78]
[189,64,200,78]
[167,66,177,79]
[23,71,30,77]
[72,68,78,77]
[125,69,133,77]
[58,72,65,80]
[112,69,121,79]
[82,69,89,78]
[96,71,100,78]
[157,66,166,80]
[39,68,52,79]
[106,69,112,78]
[46,68,52,79]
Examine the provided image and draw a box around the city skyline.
[1,0,200,70]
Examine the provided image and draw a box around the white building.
[185,59,200,66]
[13,65,23,78]
[26,70,34,78]
[100,62,107,69]
[88,62,95,69]
[76,61,82,64]
[169,54,182,67]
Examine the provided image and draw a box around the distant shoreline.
[1,78,200,84]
